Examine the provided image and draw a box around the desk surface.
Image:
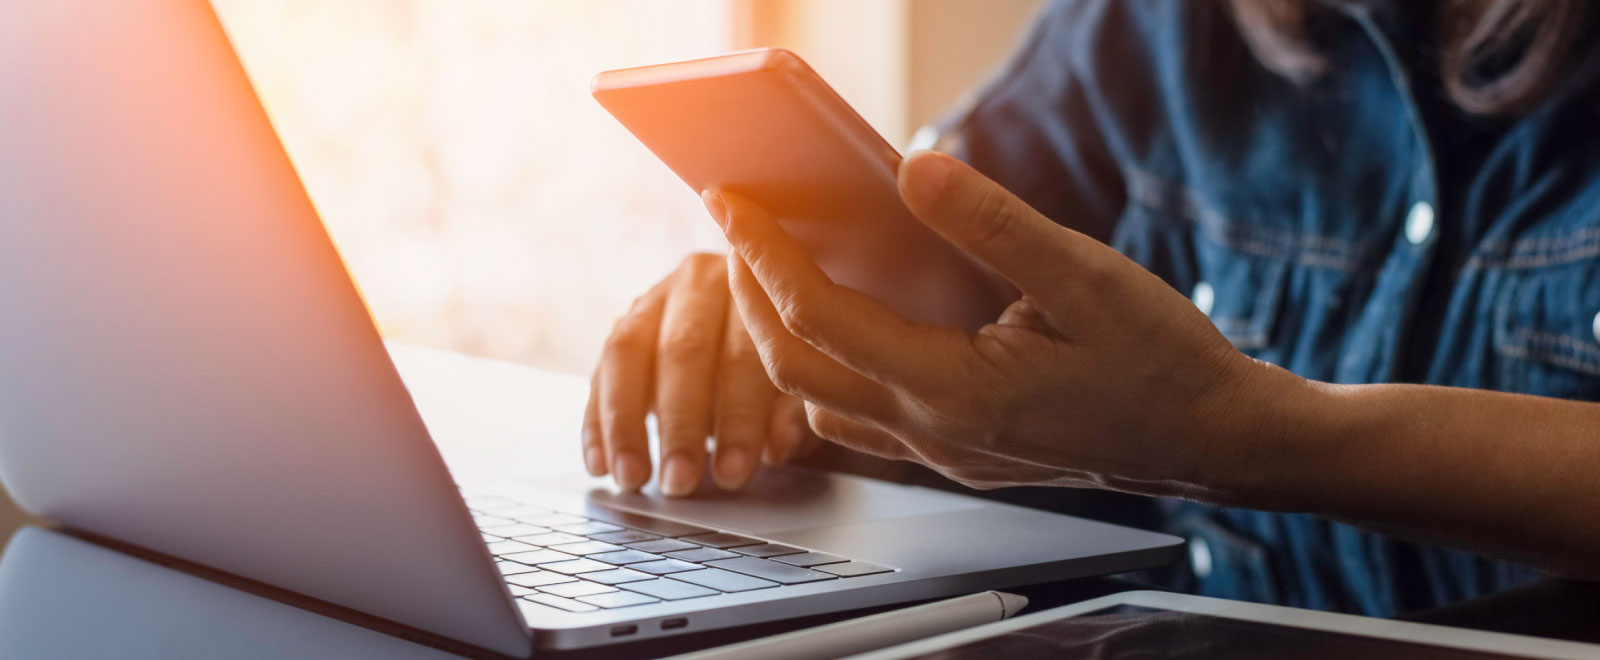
[1,345,1595,659]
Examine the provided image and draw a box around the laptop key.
[731,543,804,558]
[553,521,624,536]
[577,590,660,609]
[496,506,553,522]
[522,593,597,613]
[589,530,660,545]
[538,580,617,598]
[485,524,551,538]
[629,559,703,575]
[664,547,739,563]
[670,567,778,593]
[519,532,587,547]
[584,509,712,538]
[538,558,616,575]
[486,540,542,556]
[549,540,625,556]
[705,557,835,584]
[583,568,655,585]
[588,549,663,565]
[771,552,849,568]
[816,561,894,577]
[626,539,700,554]
[620,578,718,601]
[681,532,763,549]
[507,584,537,597]
[523,513,590,527]
[496,561,537,577]
[472,514,516,528]
[503,549,578,566]
[507,570,577,588]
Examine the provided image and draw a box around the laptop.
[0,0,1183,656]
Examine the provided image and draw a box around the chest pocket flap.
[1492,257,1600,400]
[1194,239,1290,354]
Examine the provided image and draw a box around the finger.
[653,254,728,497]
[597,283,669,491]
[789,415,826,459]
[704,189,966,386]
[726,252,904,427]
[803,402,915,463]
[711,303,776,490]
[763,394,810,465]
[581,371,607,476]
[897,150,1101,313]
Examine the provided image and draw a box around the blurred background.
[0,0,1043,540]
[207,0,1044,374]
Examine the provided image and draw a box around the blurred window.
[213,0,734,373]
[211,0,1034,373]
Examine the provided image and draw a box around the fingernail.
[900,151,951,207]
[583,445,606,476]
[714,447,754,490]
[661,454,697,497]
[701,190,728,230]
[613,453,649,491]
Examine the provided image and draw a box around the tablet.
[845,591,1600,660]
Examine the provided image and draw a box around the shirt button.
[1191,281,1215,317]
[1405,201,1434,245]
[1188,536,1213,579]
[1592,310,1600,344]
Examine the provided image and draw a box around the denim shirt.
[933,0,1600,615]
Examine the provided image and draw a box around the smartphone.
[592,48,1004,330]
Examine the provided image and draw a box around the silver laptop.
[0,0,1182,655]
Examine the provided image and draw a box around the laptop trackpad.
[582,467,981,535]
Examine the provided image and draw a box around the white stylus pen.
[672,590,1029,660]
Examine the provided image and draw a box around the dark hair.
[1229,0,1594,115]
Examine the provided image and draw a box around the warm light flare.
[210,0,733,373]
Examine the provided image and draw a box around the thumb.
[897,150,1098,304]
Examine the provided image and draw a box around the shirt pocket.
[1114,173,1295,364]
[1193,238,1291,359]
[1491,257,1600,400]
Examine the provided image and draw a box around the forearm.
[1219,371,1600,578]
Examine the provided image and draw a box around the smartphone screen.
[592,48,1004,330]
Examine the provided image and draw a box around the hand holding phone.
[592,48,1008,330]
[583,49,1010,497]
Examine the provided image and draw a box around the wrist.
[1189,358,1340,509]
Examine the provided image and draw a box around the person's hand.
[705,151,1302,495]
[581,254,819,496]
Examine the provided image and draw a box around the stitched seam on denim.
[1514,328,1600,360]
[1465,240,1600,271]
[1480,227,1600,252]
[1124,167,1369,273]
[1497,327,1600,377]
[1211,317,1270,349]
[1496,344,1600,378]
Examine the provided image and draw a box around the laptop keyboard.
[462,491,894,614]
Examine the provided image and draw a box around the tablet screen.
[906,606,1530,659]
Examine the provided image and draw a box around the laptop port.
[661,617,688,630]
[609,624,638,637]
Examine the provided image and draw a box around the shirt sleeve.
[926,0,1129,244]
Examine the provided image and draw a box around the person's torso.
[938,0,1600,614]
